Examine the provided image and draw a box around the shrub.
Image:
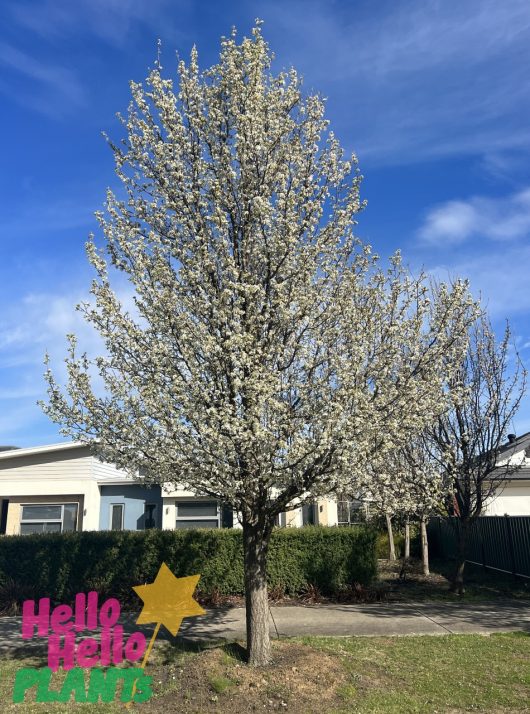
[376,531,405,559]
[0,526,376,611]
[375,526,421,560]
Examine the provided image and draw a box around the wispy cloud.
[0,290,91,444]
[428,243,530,319]
[264,0,530,165]
[0,386,42,400]
[479,151,530,184]
[0,293,98,367]
[0,42,86,117]
[9,0,179,46]
[0,278,138,375]
[418,188,530,245]
[0,403,55,445]
[6,0,530,159]
[0,281,137,444]
[0,195,97,241]
[423,241,530,439]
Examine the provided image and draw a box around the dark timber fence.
[428,516,530,579]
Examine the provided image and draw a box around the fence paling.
[427,516,530,579]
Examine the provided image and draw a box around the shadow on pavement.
[0,604,244,661]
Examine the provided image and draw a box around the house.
[0,442,342,535]
[482,431,530,516]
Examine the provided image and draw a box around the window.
[110,504,124,531]
[221,504,234,529]
[0,500,8,535]
[144,503,156,530]
[337,500,365,526]
[302,503,317,525]
[175,501,219,529]
[20,503,78,535]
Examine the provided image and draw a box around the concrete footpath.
[0,600,528,656]
[177,600,530,642]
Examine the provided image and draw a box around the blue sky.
[1,0,530,446]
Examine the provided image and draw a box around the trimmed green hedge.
[0,526,376,612]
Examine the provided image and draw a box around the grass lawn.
[0,632,528,713]
[305,632,530,713]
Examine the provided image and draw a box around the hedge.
[375,527,421,560]
[0,526,376,612]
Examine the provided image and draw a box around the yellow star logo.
[132,563,206,636]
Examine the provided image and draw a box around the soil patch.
[140,640,348,713]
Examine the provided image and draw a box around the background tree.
[425,314,527,593]
[358,443,444,568]
[42,24,476,665]
[357,465,400,561]
[397,441,447,575]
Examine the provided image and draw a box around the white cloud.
[0,404,51,444]
[479,151,530,183]
[6,0,530,159]
[422,239,530,433]
[0,387,41,400]
[0,282,137,361]
[419,201,479,246]
[0,281,138,444]
[0,292,100,374]
[428,243,530,319]
[418,188,530,245]
[0,196,97,241]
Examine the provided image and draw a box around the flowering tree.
[424,315,527,593]
[356,465,401,560]
[42,24,476,665]
[396,442,447,575]
[356,442,445,568]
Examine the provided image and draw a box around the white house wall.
[0,446,93,479]
[319,498,338,526]
[0,443,340,532]
[0,447,103,533]
[484,481,530,516]
[91,458,135,482]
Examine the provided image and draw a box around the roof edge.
[498,430,530,454]
[0,441,88,460]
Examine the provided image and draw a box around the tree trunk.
[420,515,429,576]
[404,519,410,559]
[451,519,469,595]
[242,518,272,666]
[385,513,396,560]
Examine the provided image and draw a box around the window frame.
[336,499,365,526]
[109,503,125,531]
[19,502,78,534]
[175,499,220,529]
[144,502,157,530]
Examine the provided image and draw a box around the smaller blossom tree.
[358,444,445,569]
[397,441,447,575]
[424,315,527,593]
[357,463,401,561]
